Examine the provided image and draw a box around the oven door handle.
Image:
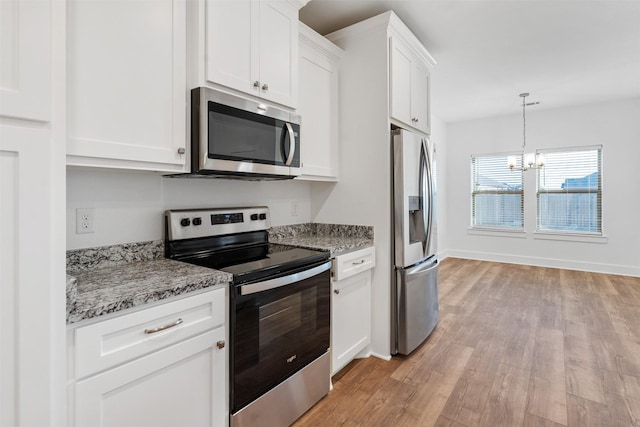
[239,261,332,296]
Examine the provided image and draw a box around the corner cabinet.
[204,0,305,108]
[66,0,187,172]
[389,34,435,135]
[67,288,228,427]
[298,23,343,181]
[331,247,376,375]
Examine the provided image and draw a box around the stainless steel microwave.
[191,87,301,180]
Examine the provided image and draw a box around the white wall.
[444,97,640,276]
[67,168,312,249]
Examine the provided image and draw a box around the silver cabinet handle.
[177,147,185,155]
[253,81,260,88]
[334,289,340,294]
[262,83,269,91]
[144,318,183,334]
[216,340,225,349]
[352,260,366,266]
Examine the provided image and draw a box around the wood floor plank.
[477,364,530,426]
[294,258,640,427]
[523,413,566,427]
[565,393,611,427]
[527,375,568,426]
[564,359,607,404]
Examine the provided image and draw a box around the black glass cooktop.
[174,241,329,285]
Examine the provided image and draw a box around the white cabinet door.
[257,1,298,107]
[1,125,62,427]
[389,36,431,135]
[66,0,187,172]
[75,327,227,427]
[411,58,431,135]
[389,37,413,129]
[205,0,255,96]
[298,24,341,181]
[204,0,298,108]
[331,270,371,375]
[0,0,51,121]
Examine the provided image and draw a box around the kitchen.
[2,0,640,426]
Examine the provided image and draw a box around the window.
[537,146,602,234]
[471,153,523,229]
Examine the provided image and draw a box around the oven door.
[231,260,331,414]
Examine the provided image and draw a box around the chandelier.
[507,92,543,171]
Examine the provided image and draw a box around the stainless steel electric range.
[165,206,331,427]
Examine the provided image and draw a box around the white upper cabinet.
[389,32,434,135]
[205,0,300,108]
[66,0,187,172]
[298,23,343,181]
[0,0,51,122]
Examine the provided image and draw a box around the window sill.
[467,228,527,239]
[533,232,608,244]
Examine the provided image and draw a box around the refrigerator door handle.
[419,141,430,254]
[424,139,434,256]
[406,257,438,276]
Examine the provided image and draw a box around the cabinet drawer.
[74,288,225,379]
[332,247,375,281]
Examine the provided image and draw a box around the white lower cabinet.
[69,288,228,427]
[331,247,375,375]
[76,327,226,427]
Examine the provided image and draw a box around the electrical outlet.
[291,201,299,217]
[76,208,95,234]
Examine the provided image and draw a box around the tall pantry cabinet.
[0,0,66,424]
[312,11,435,358]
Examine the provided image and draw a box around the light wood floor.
[294,258,640,427]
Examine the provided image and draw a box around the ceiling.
[299,0,640,123]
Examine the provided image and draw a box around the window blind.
[537,146,602,234]
[471,154,523,229]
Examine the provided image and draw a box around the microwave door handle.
[284,122,296,166]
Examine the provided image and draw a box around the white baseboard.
[445,249,640,278]
[369,351,392,361]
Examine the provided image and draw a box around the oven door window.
[208,102,300,167]
[231,268,330,413]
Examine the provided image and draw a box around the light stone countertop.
[268,223,374,256]
[67,258,231,325]
[66,223,374,324]
[66,240,231,325]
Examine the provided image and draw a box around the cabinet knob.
[415,117,419,123]
[216,340,225,349]
[253,81,260,88]
[177,147,185,155]
[334,289,340,295]
[262,83,269,91]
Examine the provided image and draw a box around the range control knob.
[180,218,191,227]
[192,217,202,226]
[259,213,267,220]
[250,214,259,221]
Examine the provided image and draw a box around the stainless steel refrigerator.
[391,128,439,356]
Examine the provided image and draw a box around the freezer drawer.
[394,258,439,355]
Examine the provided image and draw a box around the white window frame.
[535,145,603,237]
[470,152,524,232]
